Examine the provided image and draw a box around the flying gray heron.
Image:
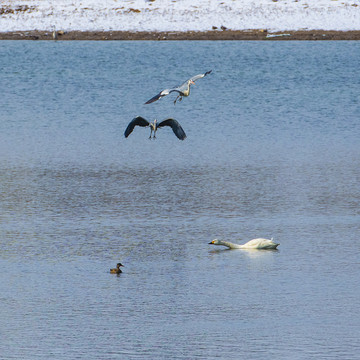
[145,70,212,105]
[124,116,187,140]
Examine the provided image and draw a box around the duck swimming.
[208,238,279,250]
[110,263,124,274]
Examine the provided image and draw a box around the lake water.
[0,40,359,359]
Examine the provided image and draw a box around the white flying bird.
[145,70,212,104]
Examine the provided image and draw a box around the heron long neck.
[183,81,192,96]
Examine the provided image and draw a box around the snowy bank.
[0,0,360,33]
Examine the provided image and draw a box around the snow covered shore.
[0,0,359,33]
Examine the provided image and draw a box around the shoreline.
[1,30,360,41]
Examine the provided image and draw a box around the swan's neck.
[219,240,242,249]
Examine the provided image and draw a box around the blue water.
[0,41,360,359]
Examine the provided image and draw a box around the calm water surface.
[0,41,360,359]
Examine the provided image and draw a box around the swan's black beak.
[208,241,213,245]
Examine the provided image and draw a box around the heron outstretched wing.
[188,70,212,83]
[144,89,171,104]
[175,70,212,93]
[124,116,150,137]
[157,118,187,140]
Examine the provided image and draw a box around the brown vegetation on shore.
[1,30,360,41]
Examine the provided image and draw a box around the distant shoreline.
[1,30,360,41]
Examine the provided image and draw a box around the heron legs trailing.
[173,95,183,105]
[149,125,157,139]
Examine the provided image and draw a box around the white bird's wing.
[188,70,212,83]
[175,70,212,92]
[144,89,171,104]
[145,70,212,104]
[243,238,279,249]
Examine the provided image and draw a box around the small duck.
[110,263,124,274]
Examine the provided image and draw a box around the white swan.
[208,238,279,250]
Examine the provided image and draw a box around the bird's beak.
[208,241,214,244]
[191,80,195,85]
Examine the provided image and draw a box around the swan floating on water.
[209,238,279,250]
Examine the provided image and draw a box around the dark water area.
[0,41,360,359]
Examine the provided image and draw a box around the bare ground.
[1,30,360,41]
